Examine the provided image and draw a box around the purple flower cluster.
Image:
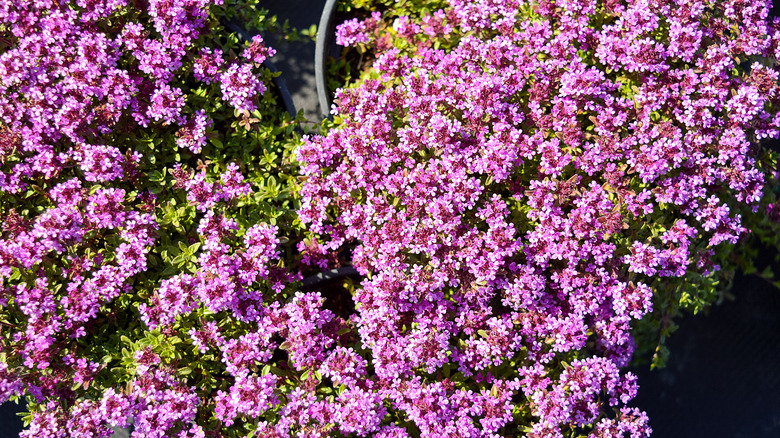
[297,0,780,435]
[0,0,270,187]
[18,358,206,438]
[242,35,276,65]
[0,0,281,432]
[2,180,158,373]
[221,63,267,111]
[176,110,212,153]
[140,164,286,328]
[215,372,278,426]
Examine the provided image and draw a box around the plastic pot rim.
[315,0,339,120]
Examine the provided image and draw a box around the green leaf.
[171,253,187,266]
[149,170,164,182]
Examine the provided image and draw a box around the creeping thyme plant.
[0,0,325,436]
[296,0,780,436]
[2,0,780,436]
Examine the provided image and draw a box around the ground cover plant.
[297,0,780,436]
[0,0,319,436]
[1,0,780,437]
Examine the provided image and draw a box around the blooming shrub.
[298,0,780,436]
[3,0,780,435]
[0,0,328,436]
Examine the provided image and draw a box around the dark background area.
[629,273,780,437]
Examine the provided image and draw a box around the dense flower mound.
[0,0,309,436]
[298,0,780,436]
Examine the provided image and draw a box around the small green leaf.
[171,253,187,266]
[149,170,164,182]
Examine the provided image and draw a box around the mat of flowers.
[298,0,780,436]
[0,0,307,436]
[1,0,780,437]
